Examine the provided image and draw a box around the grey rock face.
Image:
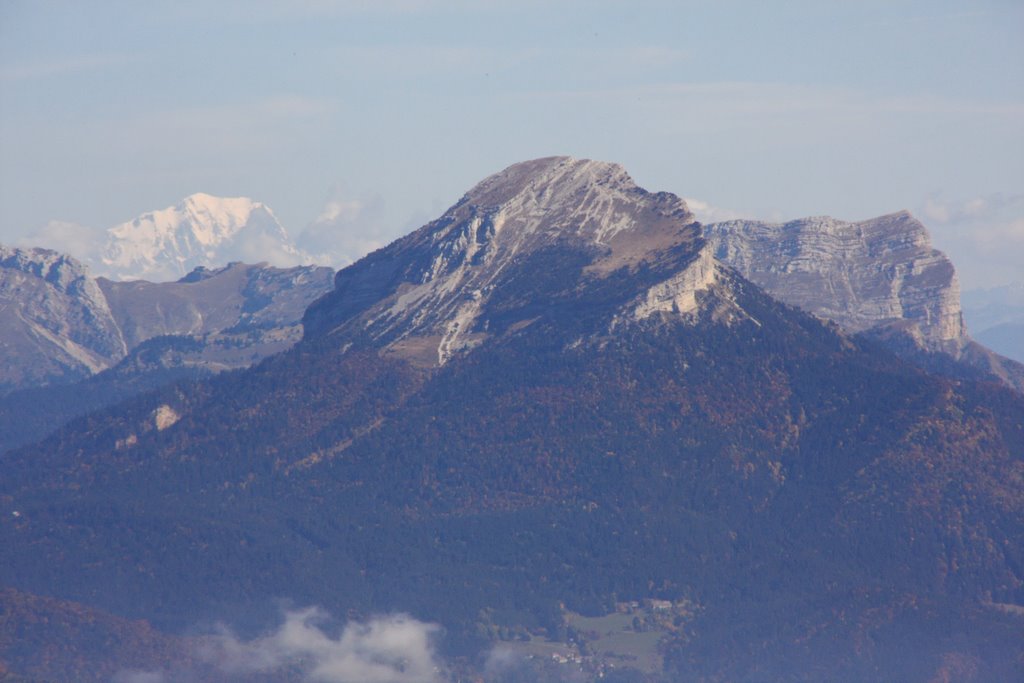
[303,156,714,365]
[705,213,1024,393]
[705,212,967,354]
[0,246,126,393]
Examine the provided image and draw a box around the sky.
[1,0,1022,289]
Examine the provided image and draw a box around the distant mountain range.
[0,246,333,393]
[2,157,1021,682]
[15,192,319,283]
[963,282,1024,364]
[19,184,1021,391]
[0,249,333,452]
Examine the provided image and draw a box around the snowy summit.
[101,193,303,281]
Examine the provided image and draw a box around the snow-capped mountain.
[101,193,305,281]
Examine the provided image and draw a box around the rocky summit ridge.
[303,156,740,365]
[303,156,1021,392]
[0,245,126,391]
[705,212,965,353]
[705,212,1024,392]
[7,156,1020,397]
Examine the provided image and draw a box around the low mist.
[114,607,444,683]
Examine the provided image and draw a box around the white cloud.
[918,192,1024,289]
[226,231,307,269]
[922,193,1024,227]
[971,216,1024,248]
[15,220,104,266]
[683,198,753,224]
[299,191,391,268]
[205,608,444,683]
[315,198,365,225]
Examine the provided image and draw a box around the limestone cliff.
[0,246,125,393]
[705,212,1024,392]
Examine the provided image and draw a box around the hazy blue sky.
[1,0,1022,288]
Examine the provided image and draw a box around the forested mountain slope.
[2,158,1021,682]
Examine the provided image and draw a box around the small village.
[461,599,696,681]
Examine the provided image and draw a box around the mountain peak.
[178,193,270,231]
[453,156,678,248]
[100,193,299,282]
[464,156,632,204]
[0,244,125,390]
[304,157,711,365]
[705,210,966,353]
[1,244,93,293]
[402,156,697,287]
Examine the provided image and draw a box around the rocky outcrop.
[705,212,966,354]
[705,212,1024,393]
[632,242,718,320]
[0,246,125,393]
